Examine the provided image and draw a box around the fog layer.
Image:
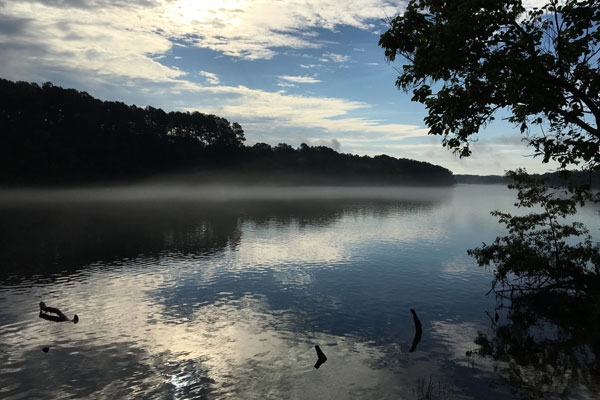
[0,184,454,204]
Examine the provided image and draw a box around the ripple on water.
[2,186,561,399]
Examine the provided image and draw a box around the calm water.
[0,184,597,399]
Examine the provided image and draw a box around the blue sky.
[0,0,554,175]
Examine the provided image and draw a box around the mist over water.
[0,184,453,204]
[0,184,597,399]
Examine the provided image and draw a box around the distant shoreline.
[455,171,599,188]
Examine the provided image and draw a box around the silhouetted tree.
[0,78,453,186]
[379,0,599,168]
[380,1,600,395]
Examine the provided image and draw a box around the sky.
[0,0,556,175]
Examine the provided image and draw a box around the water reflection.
[0,282,412,399]
[0,185,533,399]
[0,187,448,283]
[471,292,600,398]
[0,201,242,281]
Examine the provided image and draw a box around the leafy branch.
[468,169,600,302]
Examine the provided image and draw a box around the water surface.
[0,184,596,399]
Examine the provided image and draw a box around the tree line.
[0,78,453,186]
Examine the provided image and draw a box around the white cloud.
[522,0,553,8]
[278,75,321,84]
[198,70,220,85]
[320,52,351,63]
[158,0,405,60]
[0,0,404,81]
[194,86,424,137]
[0,1,182,82]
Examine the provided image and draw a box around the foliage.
[467,169,600,397]
[468,169,600,299]
[0,78,246,183]
[0,78,453,186]
[242,142,454,185]
[379,0,600,170]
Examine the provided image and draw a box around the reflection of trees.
[240,198,440,229]
[473,292,600,398]
[0,195,443,283]
[0,202,241,281]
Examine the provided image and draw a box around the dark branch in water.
[314,345,327,369]
[39,301,79,323]
[409,308,422,352]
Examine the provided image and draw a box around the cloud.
[14,0,160,10]
[156,0,406,60]
[277,82,297,88]
[182,85,426,139]
[1,0,405,70]
[0,1,183,83]
[278,75,321,84]
[0,0,404,97]
[330,138,341,151]
[320,52,351,63]
[522,0,553,8]
[198,70,220,85]
[0,15,33,35]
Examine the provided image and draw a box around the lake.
[0,184,597,399]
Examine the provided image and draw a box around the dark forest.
[0,78,453,186]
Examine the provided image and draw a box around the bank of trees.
[0,78,453,186]
[381,0,599,396]
[0,79,246,183]
[242,142,452,185]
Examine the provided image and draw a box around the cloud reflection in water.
[0,185,532,399]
